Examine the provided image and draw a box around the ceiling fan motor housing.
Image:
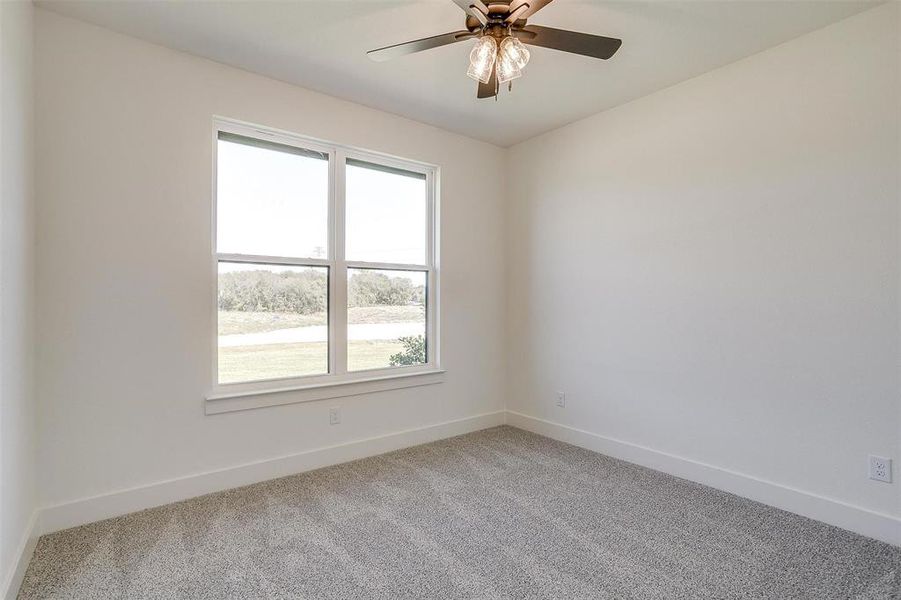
[469,1,526,33]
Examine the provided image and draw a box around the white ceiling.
[38,0,878,146]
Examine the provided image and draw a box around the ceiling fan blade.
[477,68,497,99]
[367,30,476,62]
[515,25,622,60]
[506,0,554,21]
[450,0,488,25]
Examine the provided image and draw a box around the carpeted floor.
[18,426,901,599]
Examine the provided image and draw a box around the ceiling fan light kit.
[495,52,521,85]
[496,36,529,83]
[367,0,623,100]
[466,26,530,90]
[502,37,530,70]
[467,35,497,84]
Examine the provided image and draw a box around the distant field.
[218,340,406,384]
[218,311,324,336]
[218,305,424,335]
[217,305,424,383]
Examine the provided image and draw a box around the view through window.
[215,125,435,388]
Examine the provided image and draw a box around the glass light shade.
[467,36,497,84]
[496,51,522,84]
[501,36,530,70]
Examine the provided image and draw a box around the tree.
[218,268,424,315]
[218,268,327,314]
[348,271,424,308]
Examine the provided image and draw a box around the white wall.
[0,0,37,594]
[507,1,899,525]
[34,9,506,512]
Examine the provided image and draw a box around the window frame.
[209,117,441,405]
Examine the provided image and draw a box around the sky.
[216,139,427,270]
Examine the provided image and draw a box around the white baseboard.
[39,411,506,536]
[506,410,900,546]
[2,510,39,600]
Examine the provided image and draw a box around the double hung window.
[212,119,438,396]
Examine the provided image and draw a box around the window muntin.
[213,120,437,391]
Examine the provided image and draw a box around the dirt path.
[218,321,425,347]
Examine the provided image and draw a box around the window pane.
[218,262,328,383]
[345,160,427,264]
[217,134,329,259]
[347,268,426,371]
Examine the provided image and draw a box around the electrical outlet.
[869,455,892,483]
[555,391,566,408]
[329,407,341,425]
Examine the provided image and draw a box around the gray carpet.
[18,426,901,599]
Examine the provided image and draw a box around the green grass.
[218,340,409,384]
[218,305,424,336]
[346,340,407,373]
[218,342,327,384]
[347,305,424,325]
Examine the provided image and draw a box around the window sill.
[205,369,446,415]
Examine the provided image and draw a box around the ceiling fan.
[367,0,622,99]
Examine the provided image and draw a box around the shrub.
[389,335,426,366]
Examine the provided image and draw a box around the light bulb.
[466,36,497,84]
[500,36,530,70]
[496,50,522,84]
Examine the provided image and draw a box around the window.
[212,119,438,398]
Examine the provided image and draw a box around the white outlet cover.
[329,407,341,425]
[869,455,892,483]
[556,392,566,408]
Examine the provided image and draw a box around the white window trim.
[207,117,442,413]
